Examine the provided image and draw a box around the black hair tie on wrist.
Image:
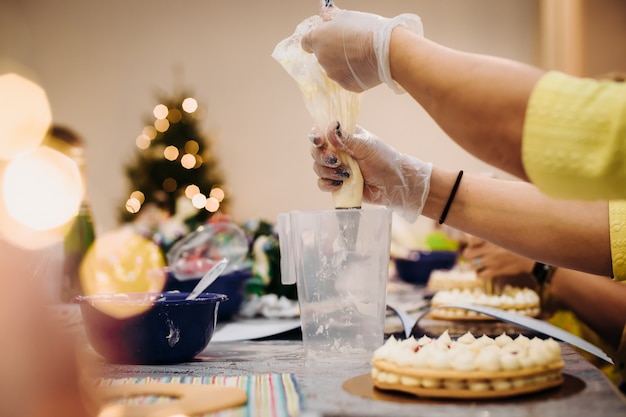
[439,170,463,225]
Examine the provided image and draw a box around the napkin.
[95,373,302,417]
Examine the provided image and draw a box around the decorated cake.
[426,267,483,291]
[371,331,564,399]
[429,286,540,320]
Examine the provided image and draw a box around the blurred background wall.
[0,0,623,233]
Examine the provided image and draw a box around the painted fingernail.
[308,132,322,147]
[324,155,339,166]
[336,168,350,178]
[335,121,343,138]
[331,180,343,187]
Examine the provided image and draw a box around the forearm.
[421,167,612,276]
[390,28,544,179]
[549,270,626,349]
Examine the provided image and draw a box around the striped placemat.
[95,373,303,417]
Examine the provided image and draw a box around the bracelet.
[531,262,556,287]
[438,170,464,224]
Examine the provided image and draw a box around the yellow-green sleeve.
[522,71,626,200]
[610,200,626,281]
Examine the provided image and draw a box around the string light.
[191,193,207,209]
[135,134,150,150]
[181,97,198,113]
[124,93,227,225]
[125,197,141,214]
[153,104,168,120]
[130,190,145,204]
[142,126,157,139]
[210,187,225,202]
[167,108,182,123]
[184,184,200,198]
[163,145,179,161]
[154,118,170,132]
[180,154,196,169]
[184,140,199,154]
[205,197,220,212]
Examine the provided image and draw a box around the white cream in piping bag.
[271,13,364,211]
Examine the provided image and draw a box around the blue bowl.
[164,269,252,321]
[74,292,227,364]
[394,250,458,285]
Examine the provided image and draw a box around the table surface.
[92,282,626,417]
[96,339,626,417]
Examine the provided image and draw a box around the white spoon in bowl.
[185,258,229,301]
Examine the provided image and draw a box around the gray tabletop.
[96,338,626,417]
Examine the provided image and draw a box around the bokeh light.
[80,228,166,303]
[167,108,182,123]
[0,73,52,160]
[3,147,83,230]
[184,140,199,154]
[163,145,179,161]
[191,193,207,209]
[154,118,170,132]
[205,197,220,212]
[181,97,198,113]
[185,184,200,199]
[210,187,225,202]
[142,125,157,139]
[125,197,141,214]
[180,153,196,169]
[130,190,145,204]
[135,134,151,150]
[0,147,83,249]
[153,104,168,120]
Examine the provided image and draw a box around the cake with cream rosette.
[427,267,483,291]
[371,331,564,399]
[429,285,540,320]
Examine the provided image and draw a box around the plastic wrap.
[272,14,364,209]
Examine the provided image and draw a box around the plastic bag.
[272,14,364,209]
[272,15,362,134]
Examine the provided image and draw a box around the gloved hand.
[301,8,423,93]
[309,122,432,223]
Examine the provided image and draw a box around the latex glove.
[301,8,423,93]
[310,122,432,223]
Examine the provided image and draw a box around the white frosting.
[373,331,561,373]
[427,268,483,291]
[372,331,563,393]
[430,286,540,318]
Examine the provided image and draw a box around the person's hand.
[462,236,535,280]
[309,122,432,223]
[301,9,423,93]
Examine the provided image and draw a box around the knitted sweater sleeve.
[522,71,626,200]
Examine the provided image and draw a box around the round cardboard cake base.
[343,373,584,403]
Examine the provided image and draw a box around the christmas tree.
[119,90,228,251]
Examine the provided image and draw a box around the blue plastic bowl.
[394,250,458,285]
[74,292,227,364]
[164,269,252,321]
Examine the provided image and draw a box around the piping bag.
[271,1,363,248]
